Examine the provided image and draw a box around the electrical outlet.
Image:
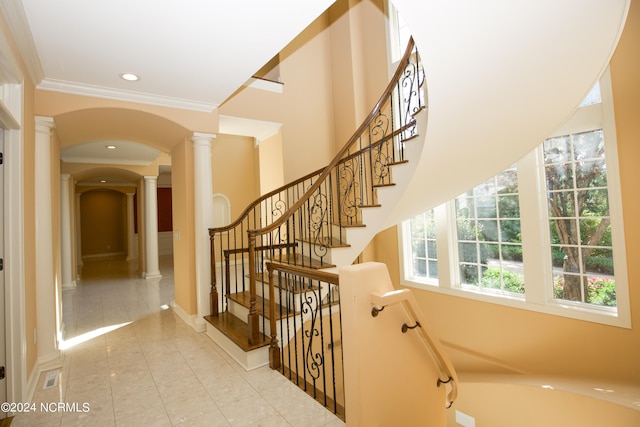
[455,410,475,427]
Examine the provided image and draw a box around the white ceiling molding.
[38,78,218,112]
[0,0,44,85]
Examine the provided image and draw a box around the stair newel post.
[267,262,281,370]
[209,230,219,316]
[247,231,260,345]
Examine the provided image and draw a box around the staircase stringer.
[327,108,428,269]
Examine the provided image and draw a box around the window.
[409,209,438,281]
[401,69,630,327]
[387,2,412,63]
[455,165,524,295]
[544,130,616,307]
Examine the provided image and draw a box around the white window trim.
[399,67,631,329]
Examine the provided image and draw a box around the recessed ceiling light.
[100,180,107,183]
[120,73,140,82]
[105,145,117,150]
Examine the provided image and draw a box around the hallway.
[13,256,346,426]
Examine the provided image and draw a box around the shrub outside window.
[454,165,524,295]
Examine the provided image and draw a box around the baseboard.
[172,301,205,332]
[62,280,76,289]
[82,252,126,260]
[27,351,64,402]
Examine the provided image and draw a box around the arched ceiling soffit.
[71,166,142,187]
[54,107,191,152]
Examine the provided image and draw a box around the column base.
[62,280,76,289]
[143,271,163,280]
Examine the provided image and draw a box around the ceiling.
[3,0,336,183]
[16,0,335,112]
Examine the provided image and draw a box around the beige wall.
[171,138,196,314]
[258,131,285,195]
[328,0,389,147]
[221,0,390,184]
[34,90,218,143]
[211,134,259,221]
[447,382,640,427]
[79,190,126,257]
[364,1,640,422]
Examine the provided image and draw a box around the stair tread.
[336,222,366,228]
[387,160,409,166]
[273,253,335,269]
[227,291,296,319]
[296,236,350,248]
[204,312,270,351]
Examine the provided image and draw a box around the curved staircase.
[204,38,426,370]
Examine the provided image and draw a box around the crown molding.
[0,0,45,85]
[38,78,218,112]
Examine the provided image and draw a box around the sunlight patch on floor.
[59,322,132,350]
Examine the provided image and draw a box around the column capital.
[126,192,135,197]
[192,132,217,147]
[143,175,158,182]
[35,116,55,134]
[60,173,71,182]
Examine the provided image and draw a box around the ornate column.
[192,132,216,331]
[143,176,162,280]
[34,116,62,368]
[126,192,137,261]
[60,174,75,288]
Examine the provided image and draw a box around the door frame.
[0,25,27,403]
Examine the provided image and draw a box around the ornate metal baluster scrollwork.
[370,111,391,186]
[399,50,424,141]
[271,197,288,220]
[302,289,323,381]
[309,191,329,259]
[337,156,362,225]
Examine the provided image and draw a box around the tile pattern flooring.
[13,256,346,426]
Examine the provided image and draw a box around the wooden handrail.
[338,119,421,165]
[238,37,421,344]
[266,260,339,370]
[266,261,339,285]
[208,166,324,235]
[247,37,418,238]
[209,37,423,348]
[371,289,458,409]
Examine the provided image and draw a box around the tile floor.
[13,255,346,427]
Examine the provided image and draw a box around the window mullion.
[435,202,455,289]
[517,148,550,304]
